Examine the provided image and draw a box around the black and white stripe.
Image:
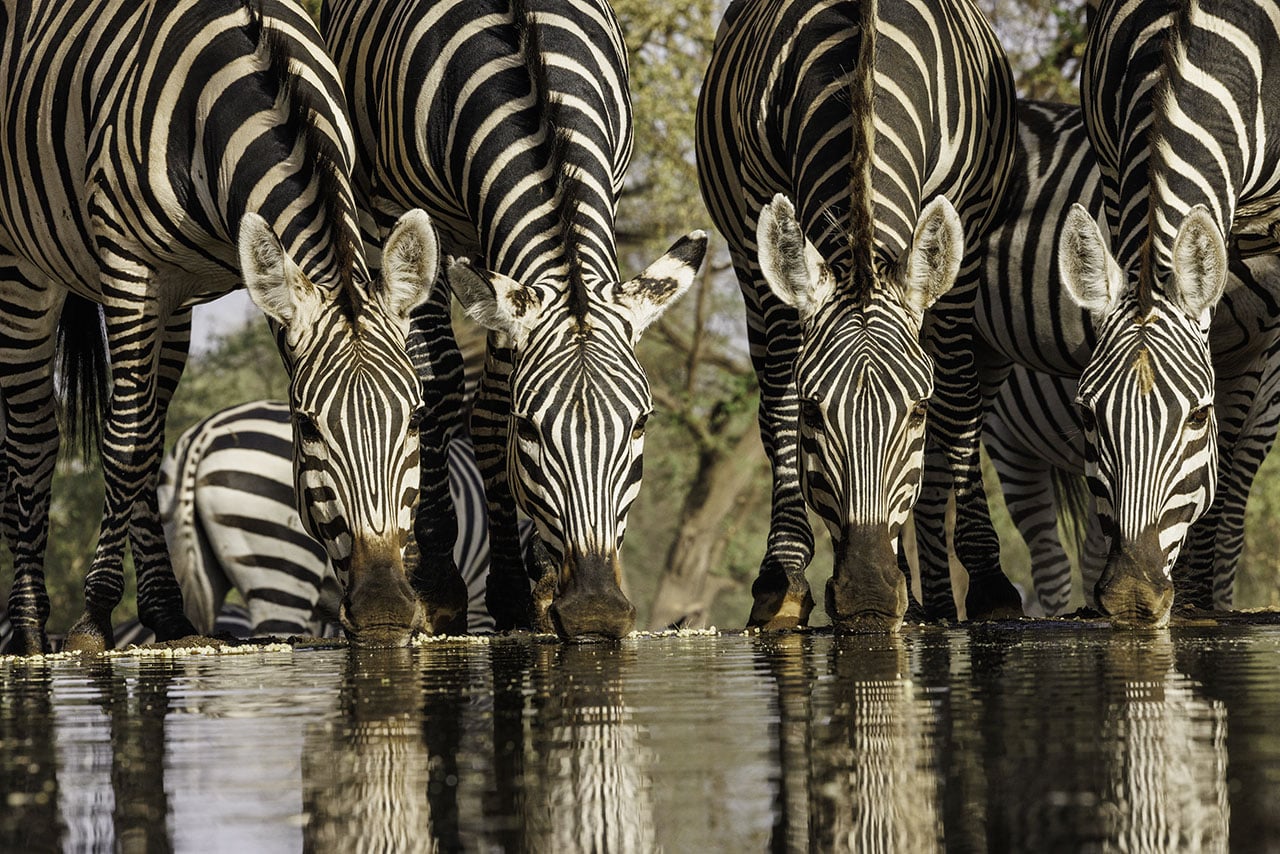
[0,0,437,653]
[323,0,706,638]
[157,400,535,636]
[696,0,1017,631]
[1054,0,1280,624]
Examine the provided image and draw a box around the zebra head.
[451,232,707,639]
[1059,204,1228,627]
[758,193,964,633]
[239,209,439,646]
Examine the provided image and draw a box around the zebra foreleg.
[406,284,468,634]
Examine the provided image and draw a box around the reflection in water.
[759,635,943,853]
[0,626,1275,849]
[494,641,657,853]
[0,662,61,850]
[302,647,461,853]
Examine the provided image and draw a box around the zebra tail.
[55,293,109,463]
[1051,466,1091,568]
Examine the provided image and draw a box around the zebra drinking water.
[0,0,437,652]
[1054,0,1280,625]
[322,0,707,638]
[696,0,1018,631]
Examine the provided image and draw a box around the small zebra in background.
[1054,0,1280,625]
[323,0,707,638]
[697,0,1017,631]
[0,0,438,653]
[158,400,535,636]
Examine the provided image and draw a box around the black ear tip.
[671,229,709,268]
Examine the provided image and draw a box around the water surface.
[2,622,1278,851]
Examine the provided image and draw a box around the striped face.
[757,193,963,629]
[451,231,706,637]
[795,292,934,544]
[1060,204,1228,624]
[507,303,650,566]
[242,210,437,642]
[1074,292,1219,594]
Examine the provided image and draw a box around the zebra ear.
[902,196,964,316]
[1169,206,1228,322]
[616,230,707,339]
[1060,203,1125,317]
[240,212,316,328]
[379,209,439,325]
[448,260,541,346]
[757,193,833,323]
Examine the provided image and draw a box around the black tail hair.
[55,293,109,463]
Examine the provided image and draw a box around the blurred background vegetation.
[8,0,1279,637]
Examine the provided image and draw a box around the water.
[2,622,1279,852]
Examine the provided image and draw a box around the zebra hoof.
[4,626,50,656]
[747,585,814,631]
[964,576,1025,621]
[150,615,200,643]
[63,612,114,653]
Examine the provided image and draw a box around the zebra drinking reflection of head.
[325,0,706,638]
[1057,0,1280,624]
[697,0,1015,631]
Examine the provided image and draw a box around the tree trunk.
[648,426,764,629]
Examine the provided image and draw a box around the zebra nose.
[340,540,423,646]
[548,550,636,639]
[1095,529,1173,628]
[825,523,907,633]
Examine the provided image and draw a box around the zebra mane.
[1141,0,1197,315]
[246,0,362,322]
[510,0,589,318]
[846,0,878,305]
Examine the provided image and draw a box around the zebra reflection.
[490,643,656,852]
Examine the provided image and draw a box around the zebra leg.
[475,335,535,631]
[985,433,1074,616]
[0,268,62,654]
[927,326,1022,620]
[65,286,196,652]
[909,443,957,620]
[746,291,814,630]
[405,285,468,634]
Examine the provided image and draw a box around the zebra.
[0,1,443,654]
[158,399,536,636]
[696,0,1017,631]
[914,98,1280,621]
[0,604,252,654]
[986,288,1280,615]
[322,0,707,638]
[1052,0,1280,624]
[911,90,1280,627]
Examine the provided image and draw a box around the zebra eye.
[632,413,650,441]
[407,405,428,433]
[800,398,823,428]
[294,412,323,443]
[514,415,540,445]
[909,400,929,423]
[1078,404,1097,434]
[1187,405,1211,429]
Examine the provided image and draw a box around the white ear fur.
[447,259,542,347]
[902,196,964,315]
[1170,206,1228,322]
[240,212,314,328]
[616,230,708,339]
[756,193,833,322]
[380,208,439,323]
[1059,203,1125,317]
